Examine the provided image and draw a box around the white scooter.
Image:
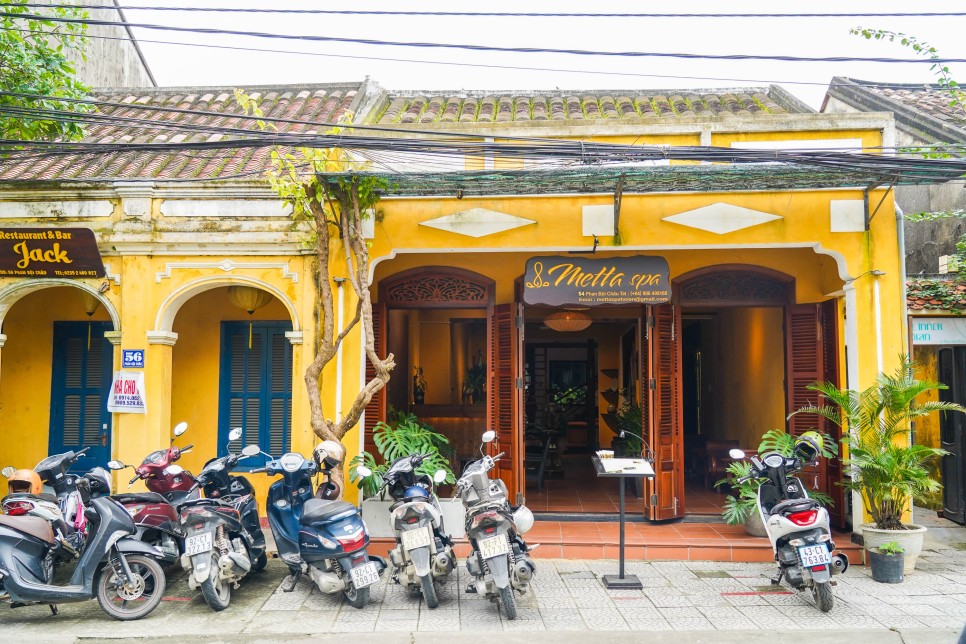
[729,435,848,613]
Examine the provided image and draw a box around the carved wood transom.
[677,270,790,306]
[382,275,489,307]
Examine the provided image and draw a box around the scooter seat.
[769,498,821,516]
[300,499,356,525]
[0,515,55,543]
[113,492,167,504]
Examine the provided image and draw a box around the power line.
[2,11,964,64]
[10,4,966,19]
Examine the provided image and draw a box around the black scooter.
[178,431,266,611]
[0,484,167,620]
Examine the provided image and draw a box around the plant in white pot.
[791,355,964,573]
[716,429,836,537]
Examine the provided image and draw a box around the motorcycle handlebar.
[181,444,194,452]
[75,446,91,458]
[129,474,141,485]
[250,467,267,474]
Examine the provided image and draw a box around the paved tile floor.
[3,542,966,639]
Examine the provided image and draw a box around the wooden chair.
[705,439,740,491]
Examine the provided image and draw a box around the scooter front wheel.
[200,553,232,611]
[343,582,370,609]
[96,554,166,621]
[813,580,834,612]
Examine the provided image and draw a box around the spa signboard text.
[523,255,670,306]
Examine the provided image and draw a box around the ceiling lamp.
[544,310,592,332]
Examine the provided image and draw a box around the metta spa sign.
[523,255,670,306]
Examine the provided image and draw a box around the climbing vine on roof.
[907,278,966,312]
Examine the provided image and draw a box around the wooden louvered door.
[819,299,845,528]
[784,303,835,516]
[49,322,113,473]
[363,303,387,458]
[219,321,292,468]
[489,303,521,498]
[645,304,685,520]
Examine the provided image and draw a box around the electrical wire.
[9,4,966,19]
[3,11,964,64]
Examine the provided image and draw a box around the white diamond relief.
[420,208,535,238]
[663,203,782,235]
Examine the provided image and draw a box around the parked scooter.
[106,421,199,563]
[729,431,848,613]
[257,440,386,609]
[178,430,266,611]
[456,431,536,620]
[361,453,455,608]
[0,479,167,619]
[1,466,80,565]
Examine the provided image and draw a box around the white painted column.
[842,282,865,531]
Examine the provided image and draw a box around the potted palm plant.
[716,428,836,537]
[791,355,964,573]
[412,366,427,405]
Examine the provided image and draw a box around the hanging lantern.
[544,310,592,332]
[79,291,101,349]
[228,285,272,349]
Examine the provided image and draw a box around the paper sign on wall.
[107,371,147,414]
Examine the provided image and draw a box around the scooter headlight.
[280,452,305,473]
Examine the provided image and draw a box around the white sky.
[122,0,966,109]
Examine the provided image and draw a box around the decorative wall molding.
[285,331,304,345]
[663,202,782,235]
[102,263,121,285]
[160,199,292,218]
[419,208,535,238]
[103,331,122,346]
[0,200,114,219]
[380,268,494,309]
[676,268,792,306]
[155,260,298,283]
[147,331,179,346]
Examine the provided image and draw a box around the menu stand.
[591,455,655,590]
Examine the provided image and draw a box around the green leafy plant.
[348,410,455,498]
[413,366,427,393]
[906,278,966,312]
[611,393,643,455]
[461,357,486,404]
[877,540,905,556]
[715,429,836,526]
[791,355,965,530]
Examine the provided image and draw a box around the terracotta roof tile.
[0,82,364,182]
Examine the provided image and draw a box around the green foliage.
[1,0,92,141]
[877,540,905,556]
[715,429,835,526]
[348,410,455,498]
[413,366,427,393]
[906,278,966,312]
[461,357,486,404]
[612,393,643,454]
[791,355,965,530]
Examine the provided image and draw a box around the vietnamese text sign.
[912,317,966,345]
[107,371,147,414]
[0,228,104,278]
[523,255,670,306]
[122,349,144,369]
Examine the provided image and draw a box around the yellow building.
[0,82,943,536]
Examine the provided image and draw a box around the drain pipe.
[896,203,913,444]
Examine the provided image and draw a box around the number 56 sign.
[122,349,144,369]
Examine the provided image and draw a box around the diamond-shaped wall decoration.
[663,203,782,235]
[420,208,536,238]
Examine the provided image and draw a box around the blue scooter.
[254,441,386,608]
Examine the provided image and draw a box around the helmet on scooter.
[403,485,429,501]
[6,469,41,495]
[83,467,112,498]
[511,505,534,535]
[794,431,823,463]
[313,440,345,469]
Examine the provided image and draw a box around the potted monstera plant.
[791,356,964,573]
[716,428,836,537]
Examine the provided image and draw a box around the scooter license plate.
[349,561,380,589]
[478,534,509,559]
[798,544,831,567]
[185,532,212,556]
[401,526,432,551]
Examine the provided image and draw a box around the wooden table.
[591,456,655,590]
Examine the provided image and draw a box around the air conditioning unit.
[939,255,960,274]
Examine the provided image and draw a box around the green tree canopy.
[1,0,91,141]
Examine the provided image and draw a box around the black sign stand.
[591,455,655,590]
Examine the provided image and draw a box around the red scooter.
[107,421,199,564]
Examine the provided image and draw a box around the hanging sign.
[0,228,104,278]
[524,255,670,306]
[912,317,966,345]
[107,371,147,414]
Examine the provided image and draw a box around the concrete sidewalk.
[2,541,966,643]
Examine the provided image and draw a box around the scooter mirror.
[356,465,372,478]
[173,422,188,437]
[433,469,447,484]
[107,460,126,470]
[1,466,13,478]
[482,430,496,443]
[163,464,184,476]
[241,444,261,458]
[729,448,746,459]
[228,427,243,442]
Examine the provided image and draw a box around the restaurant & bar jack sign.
[0,228,105,278]
[524,255,670,306]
